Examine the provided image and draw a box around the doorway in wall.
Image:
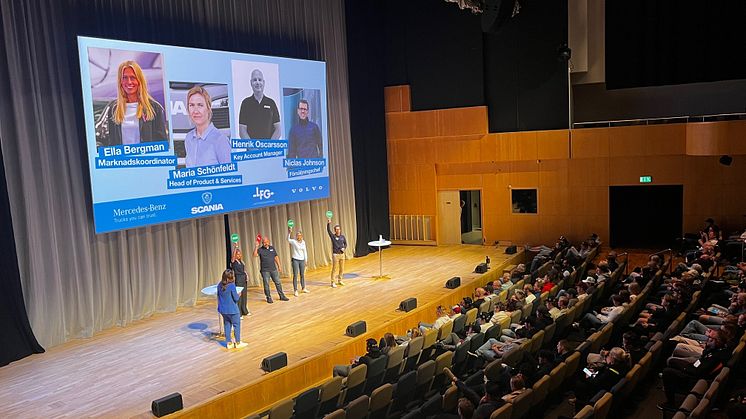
[460,190,483,245]
[609,185,683,248]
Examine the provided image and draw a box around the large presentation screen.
[78,37,329,233]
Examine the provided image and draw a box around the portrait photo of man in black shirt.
[238,69,281,140]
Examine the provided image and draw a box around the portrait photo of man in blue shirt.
[286,99,323,159]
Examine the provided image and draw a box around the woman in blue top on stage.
[217,269,247,349]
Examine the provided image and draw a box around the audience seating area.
[246,232,746,419]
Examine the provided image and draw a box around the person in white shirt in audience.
[287,226,309,296]
[419,305,451,332]
[581,294,624,330]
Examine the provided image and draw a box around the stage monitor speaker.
[445,277,461,289]
[505,245,517,254]
[151,393,183,417]
[399,297,417,312]
[261,352,288,372]
[475,263,489,274]
[720,155,733,166]
[346,320,367,337]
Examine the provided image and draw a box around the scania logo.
[192,192,222,214]
[253,187,275,200]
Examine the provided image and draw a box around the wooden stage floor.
[0,244,521,418]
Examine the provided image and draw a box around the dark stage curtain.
[0,99,44,365]
[345,0,390,256]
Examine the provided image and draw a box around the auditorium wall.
[386,85,746,246]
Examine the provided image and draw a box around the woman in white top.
[288,227,309,296]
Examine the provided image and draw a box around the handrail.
[616,252,629,276]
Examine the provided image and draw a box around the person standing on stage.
[327,217,347,287]
[217,269,247,349]
[231,247,251,317]
[254,236,289,303]
[288,227,309,296]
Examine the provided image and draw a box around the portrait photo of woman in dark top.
[95,60,168,147]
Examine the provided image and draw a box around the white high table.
[368,238,392,279]
[201,284,244,337]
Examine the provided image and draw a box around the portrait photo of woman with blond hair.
[94,59,168,147]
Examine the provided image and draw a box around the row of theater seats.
[652,265,746,419]
[251,244,606,418]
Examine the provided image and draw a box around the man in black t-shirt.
[238,69,281,140]
[253,237,289,303]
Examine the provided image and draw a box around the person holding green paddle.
[287,219,309,296]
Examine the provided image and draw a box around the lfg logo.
[253,187,275,200]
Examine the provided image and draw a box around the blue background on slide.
[77,37,328,233]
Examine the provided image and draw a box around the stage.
[0,244,523,418]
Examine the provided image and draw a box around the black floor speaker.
[399,297,417,312]
[475,263,488,274]
[151,393,183,417]
[505,245,517,254]
[346,320,367,337]
[261,352,288,372]
[445,277,461,289]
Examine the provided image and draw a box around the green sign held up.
[287,219,295,228]
[230,233,240,243]
[326,210,333,219]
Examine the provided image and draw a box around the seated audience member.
[633,293,679,333]
[556,339,575,362]
[704,292,746,320]
[581,294,624,330]
[541,275,556,293]
[572,347,631,407]
[471,288,487,310]
[628,282,642,302]
[670,320,740,361]
[451,374,506,419]
[622,331,646,365]
[511,264,527,282]
[606,251,619,272]
[658,329,731,410]
[420,305,452,331]
[500,313,547,346]
[502,374,527,403]
[379,332,397,355]
[596,263,611,283]
[333,338,383,377]
[474,336,521,361]
[488,300,518,327]
[523,284,540,305]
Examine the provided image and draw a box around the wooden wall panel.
[686,122,728,156]
[571,127,609,158]
[384,86,403,113]
[537,129,570,160]
[439,107,489,136]
[643,124,686,155]
[608,157,640,185]
[641,155,686,185]
[609,125,645,157]
[387,90,746,244]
